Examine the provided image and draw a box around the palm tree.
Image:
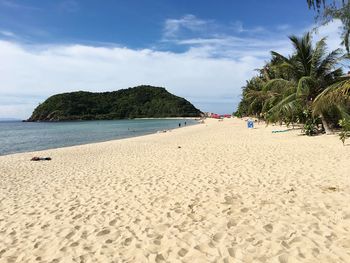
[266,32,343,133]
[240,77,266,116]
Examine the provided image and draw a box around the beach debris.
[272,130,289,133]
[178,146,181,149]
[322,186,338,192]
[157,129,171,133]
[327,186,338,191]
[285,187,295,194]
[31,157,52,161]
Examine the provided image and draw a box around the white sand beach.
[0,118,350,263]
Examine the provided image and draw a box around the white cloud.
[163,14,210,38]
[163,15,268,43]
[161,15,294,60]
[229,21,266,34]
[0,40,265,118]
[0,18,345,119]
[312,19,343,51]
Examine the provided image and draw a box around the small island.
[27,85,202,121]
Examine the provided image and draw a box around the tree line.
[235,32,350,142]
[28,86,202,121]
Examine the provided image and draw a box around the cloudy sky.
[0,0,344,119]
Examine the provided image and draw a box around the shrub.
[339,118,350,145]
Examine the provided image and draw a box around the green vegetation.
[339,118,350,144]
[28,85,202,121]
[235,32,350,142]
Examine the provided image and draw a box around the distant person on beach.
[179,123,181,127]
[185,121,187,126]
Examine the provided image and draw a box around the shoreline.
[134,117,201,120]
[1,118,349,262]
[0,118,199,157]
[23,116,202,122]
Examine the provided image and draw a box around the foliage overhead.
[28,86,202,121]
[307,0,350,53]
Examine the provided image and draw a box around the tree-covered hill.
[27,86,202,121]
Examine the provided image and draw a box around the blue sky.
[0,0,314,46]
[0,0,344,118]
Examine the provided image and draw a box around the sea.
[0,119,197,156]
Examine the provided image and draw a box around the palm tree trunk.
[320,113,333,134]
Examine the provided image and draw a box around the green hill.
[27,85,202,121]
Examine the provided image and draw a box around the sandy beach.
[0,118,350,263]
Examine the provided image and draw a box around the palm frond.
[316,48,343,78]
[307,0,326,10]
[263,78,294,93]
[311,37,327,77]
[313,79,350,115]
[270,51,290,63]
[296,76,314,97]
[268,93,297,116]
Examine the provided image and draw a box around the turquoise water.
[0,119,196,156]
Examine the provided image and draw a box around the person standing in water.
[179,123,181,127]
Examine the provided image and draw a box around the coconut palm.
[240,77,266,116]
[266,32,344,133]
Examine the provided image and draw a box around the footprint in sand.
[289,236,302,245]
[223,196,236,205]
[65,231,75,239]
[212,232,225,242]
[227,219,237,228]
[41,223,49,229]
[155,254,165,263]
[263,224,273,233]
[178,248,188,257]
[80,231,88,239]
[241,207,249,213]
[0,249,6,257]
[70,241,79,247]
[228,247,235,257]
[109,219,117,226]
[72,214,82,220]
[60,246,67,252]
[123,237,133,246]
[153,239,161,245]
[97,229,110,236]
[278,253,289,263]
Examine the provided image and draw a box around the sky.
[0,0,345,119]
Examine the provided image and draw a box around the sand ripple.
[0,119,350,262]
